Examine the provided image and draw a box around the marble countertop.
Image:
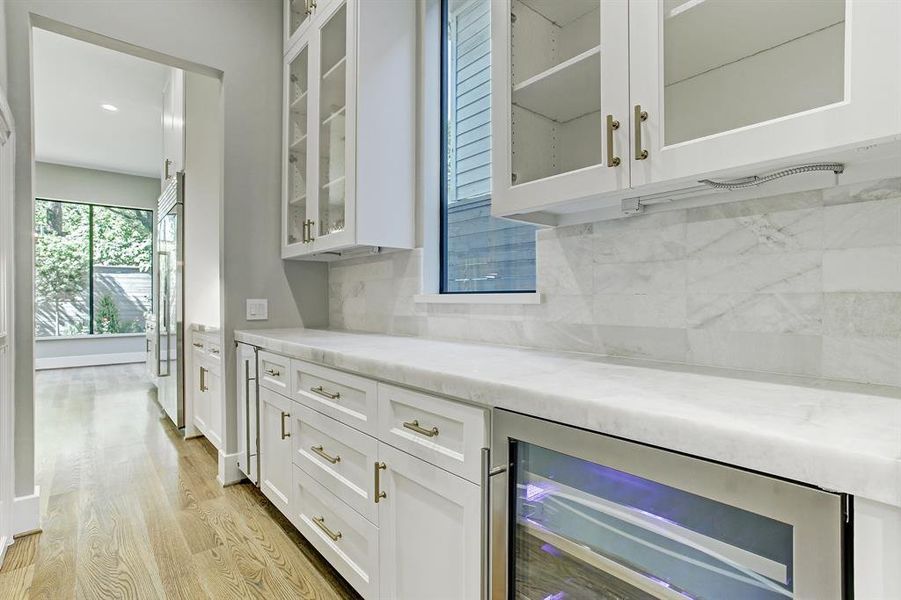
[235,327,901,506]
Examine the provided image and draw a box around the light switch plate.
[246,299,268,321]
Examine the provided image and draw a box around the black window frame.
[439,0,536,295]
[33,197,154,337]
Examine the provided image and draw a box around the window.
[34,199,153,337]
[441,0,536,293]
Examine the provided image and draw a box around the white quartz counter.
[235,328,901,507]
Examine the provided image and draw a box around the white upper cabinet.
[491,0,901,221]
[282,0,415,260]
[630,0,901,187]
[161,67,185,187]
[491,0,630,217]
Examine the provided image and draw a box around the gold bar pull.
[199,366,207,392]
[302,219,309,243]
[634,105,649,160]
[280,411,291,439]
[606,115,621,167]
[311,445,340,464]
[374,461,387,503]
[312,516,341,542]
[310,385,340,400]
[192,342,203,348]
[307,219,316,242]
[210,348,220,355]
[265,367,281,377]
[403,419,439,438]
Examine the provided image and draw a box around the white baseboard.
[12,486,41,536]
[218,451,245,487]
[35,352,145,370]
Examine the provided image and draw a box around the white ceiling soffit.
[33,28,171,178]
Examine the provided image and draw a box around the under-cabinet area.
[235,328,901,600]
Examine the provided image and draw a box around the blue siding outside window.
[442,0,537,293]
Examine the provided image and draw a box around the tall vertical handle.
[606,115,621,167]
[280,411,290,439]
[634,105,649,160]
[156,250,169,377]
[374,461,387,503]
[199,366,207,392]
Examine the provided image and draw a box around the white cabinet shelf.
[512,45,600,122]
[282,0,415,260]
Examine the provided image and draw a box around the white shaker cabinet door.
[377,443,481,600]
[259,388,294,515]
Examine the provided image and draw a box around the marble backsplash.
[328,178,901,386]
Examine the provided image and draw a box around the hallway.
[0,364,357,599]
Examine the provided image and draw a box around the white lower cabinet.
[292,465,380,599]
[376,443,481,600]
[253,351,487,599]
[205,365,222,449]
[260,387,294,515]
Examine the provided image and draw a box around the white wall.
[6,2,329,502]
[35,161,158,209]
[0,0,7,91]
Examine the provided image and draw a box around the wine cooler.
[488,410,850,599]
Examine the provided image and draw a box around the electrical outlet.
[246,299,268,321]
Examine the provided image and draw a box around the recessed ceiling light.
[100,104,119,112]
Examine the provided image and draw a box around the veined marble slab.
[235,327,901,507]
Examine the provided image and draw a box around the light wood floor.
[0,364,359,599]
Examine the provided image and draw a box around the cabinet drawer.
[291,360,378,435]
[377,384,488,484]
[206,341,222,366]
[291,465,379,600]
[292,403,379,524]
[259,351,290,394]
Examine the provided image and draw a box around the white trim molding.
[414,292,543,305]
[35,351,145,370]
[217,450,245,487]
[12,486,41,536]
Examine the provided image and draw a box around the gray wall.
[329,177,901,388]
[7,2,329,499]
[35,161,158,210]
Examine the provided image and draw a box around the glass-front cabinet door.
[491,410,847,600]
[285,0,314,50]
[309,0,355,252]
[283,40,313,253]
[629,0,901,186]
[490,0,629,217]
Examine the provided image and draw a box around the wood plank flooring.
[0,364,360,600]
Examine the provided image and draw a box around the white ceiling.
[33,28,170,178]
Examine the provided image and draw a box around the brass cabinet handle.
[606,114,621,167]
[280,411,291,439]
[311,445,340,464]
[210,348,220,355]
[164,158,173,180]
[193,342,203,348]
[374,461,387,503]
[403,419,439,438]
[308,0,317,12]
[200,366,208,392]
[265,367,281,377]
[307,219,316,242]
[312,516,341,541]
[634,104,649,160]
[302,219,309,243]
[310,385,340,401]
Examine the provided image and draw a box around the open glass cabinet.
[490,410,849,599]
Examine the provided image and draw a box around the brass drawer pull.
[193,342,203,348]
[265,367,281,377]
[403,419,439,438]
[312,516,341,542]
[374,461,386,503]
[311,445,340,464]
[606,114,621,167]
[310,385,340,400]
[199,366,208,392]
[280,411,291,439]
[210,347,220,355]
[634,104,649,160]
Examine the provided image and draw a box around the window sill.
[413,292,543,305]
